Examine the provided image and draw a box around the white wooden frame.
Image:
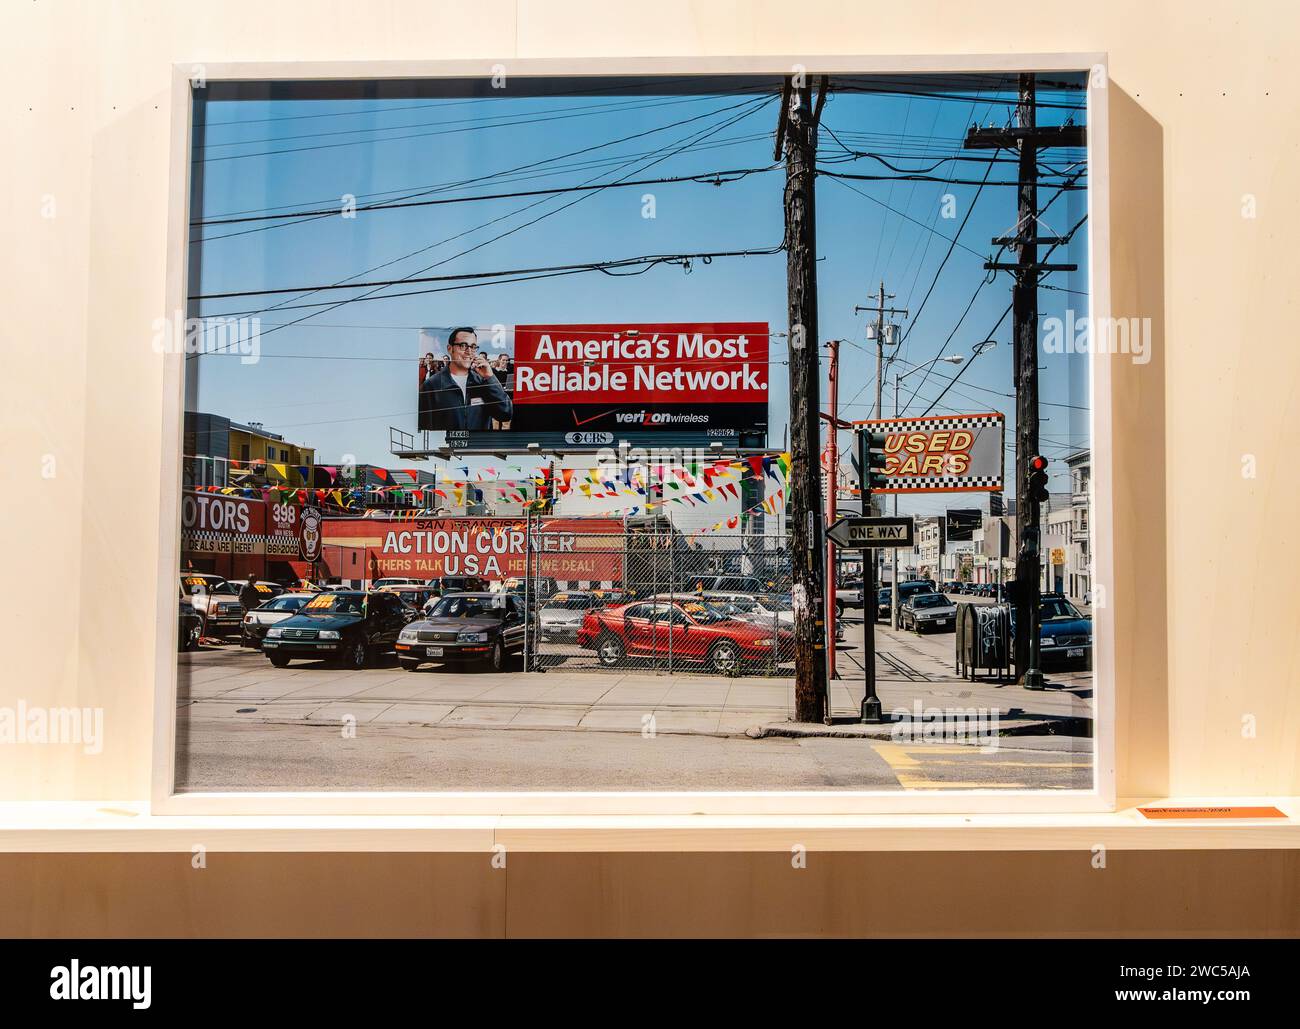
[152,53,1114,817]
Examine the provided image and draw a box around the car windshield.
[1041,598,1083,619]
[301,593,366,615]
[544,594,596,610]
[677,602,733,624]
[266,596,308,612]
[912,594,950,608]
[431,595,504,619]
[211,582,239,595]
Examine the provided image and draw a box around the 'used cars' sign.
[854,412,1004,494]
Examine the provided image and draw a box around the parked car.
[177,599,203,651]
[240,591,315,648]
[498,576,557,600]
[577,599,793,674]
[372,577,424,590]
[182,578,245,637]
[942,581,962,594]
[396,592,525,672]
[691,590,794,626]
[436,575,490,595]
[688,574,777,596]
[376,583,439,612]
[1034,594,1093,668]
[538,590,607,644]
[835,579,864,617]
[261,590,414,669]
[875,580,937,620]
[900,592,959,633]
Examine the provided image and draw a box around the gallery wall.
[2,0,1298,803]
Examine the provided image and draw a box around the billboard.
[855,412,1005,494]
[945,508,982,542]
[321,515,625,582]
[416,322,769,449]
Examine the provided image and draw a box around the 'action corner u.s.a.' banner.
[321,515,625,582]
[416,322,769,448]
[856,412,1005,494]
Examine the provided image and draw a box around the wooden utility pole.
[1011,75,1042,686]
[780,74,827,723]
[968,73,1081,689]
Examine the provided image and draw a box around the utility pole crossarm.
[964,124,1086,149]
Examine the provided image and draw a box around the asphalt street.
[174,599,1094,792]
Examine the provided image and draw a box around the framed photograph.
[154,54,1113,815]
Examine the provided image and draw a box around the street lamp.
[887,355,965,629]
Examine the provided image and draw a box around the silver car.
[900,592,959,633]
[538,591,607,644]
[241,591,316,648]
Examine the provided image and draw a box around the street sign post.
[827,515,914,549]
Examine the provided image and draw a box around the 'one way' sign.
[826,516,914,549]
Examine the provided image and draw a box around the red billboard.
[416,322,769,444]
[322,515,625,582]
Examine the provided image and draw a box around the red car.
[576,599,793,674]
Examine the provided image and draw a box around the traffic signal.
[861,431,890,492]
[1027,454,1049,504]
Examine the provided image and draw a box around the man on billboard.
[419,327,513,431]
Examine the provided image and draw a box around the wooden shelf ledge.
[0,800,1294,853]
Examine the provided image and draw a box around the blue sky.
[189,76,1090,522]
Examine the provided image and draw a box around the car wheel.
[398,659,421,672]
[596,634,625,667]
[709,640,741,675]
[268,654,291,668]
[486,638,505,672]
[835,600,845,619]
[339,639,367,670]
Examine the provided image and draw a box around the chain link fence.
[523,526,795,676]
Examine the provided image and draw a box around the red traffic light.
[1029,455,1049,472]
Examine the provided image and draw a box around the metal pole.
[825,339,839,682]
[667,524,674,675]
[859,430,883,723]
[891,376,900,629]
[523,504,533,671]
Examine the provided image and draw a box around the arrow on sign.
[827,516,915,549]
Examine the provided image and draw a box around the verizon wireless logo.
[614,411,709,425]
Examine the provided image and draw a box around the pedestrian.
[238,572,263,614]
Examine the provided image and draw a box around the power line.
[819,168,1085,189]
[896,171,1086,411]
[896,146,998,345]
[198,93,775,343]
[190,166,775,227]
[196,89,763,151]
[200,75,779,128]
[190,244,786,304]
[824,175,986,260]
[193,95,774,245]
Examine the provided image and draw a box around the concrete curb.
[752,715,1093,741]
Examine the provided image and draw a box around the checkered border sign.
[862,412,1005,494]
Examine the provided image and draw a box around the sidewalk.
[179,644,1092,738]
